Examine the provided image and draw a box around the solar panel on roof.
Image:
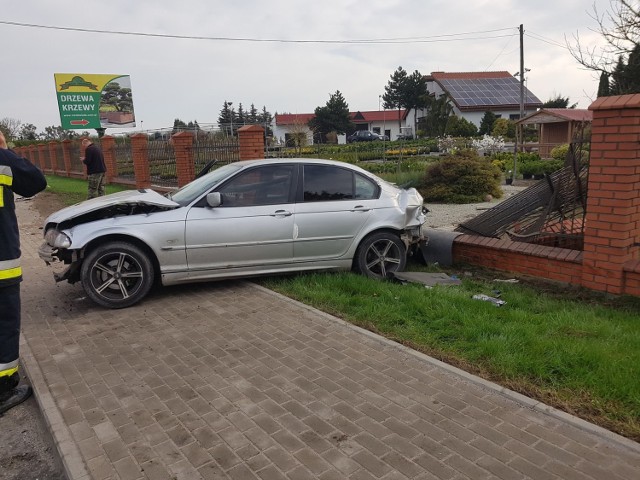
[438,76,541,108]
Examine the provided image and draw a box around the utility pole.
[513,24,524,183]
[519,24,525,120]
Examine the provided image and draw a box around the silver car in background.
[39,159,428,308]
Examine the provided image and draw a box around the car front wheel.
[80,241,154,309]
[355,232,406,279]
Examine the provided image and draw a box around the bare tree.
[0,117,22,140]
[567,0,640,73]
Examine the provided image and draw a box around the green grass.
[45,175,129,206]
[260,268,640,441]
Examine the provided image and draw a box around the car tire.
[355,232,406,279]
[80,241,154,309]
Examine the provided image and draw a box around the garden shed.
[516,108,592,158]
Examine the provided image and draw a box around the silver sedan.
[39,159,428,308]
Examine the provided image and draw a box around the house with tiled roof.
[273,110,409,145]
[422,71,543,128]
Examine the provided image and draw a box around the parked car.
[39,159,428,309]
[377,133,390,141]
[347,130,382,143]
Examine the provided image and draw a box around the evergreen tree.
[237,103,246,126]
[248,104,259,124]
[597,72,611,97]
[172,118,187,134]
[217,101,234,129]
[308,90,353,142]
[258,106,273,136]
[445,116,478,137]
[542,95,574,108]
[418,95,453,137]
[479,112,498,135]
[382,66,408,130]
[404,70,429,137]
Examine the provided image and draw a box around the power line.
[0,20,515,45]
[525,31,569,50]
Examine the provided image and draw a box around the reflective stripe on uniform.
[0,165,12,186]
[0,259,21,281]
[0,359,19,378]
[0,165,13,208]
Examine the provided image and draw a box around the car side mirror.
[206,192,222,207]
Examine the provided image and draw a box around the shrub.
[445,116,478,137]
[492,118,516,138]
[550,143,570,161]
[418,150,503,203]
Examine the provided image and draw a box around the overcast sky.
[1,0,611,133]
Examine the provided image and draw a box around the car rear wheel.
[355,232,406,279]
[80,241,154,309]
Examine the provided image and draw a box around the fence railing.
[14,126,264,191]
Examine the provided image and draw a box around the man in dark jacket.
[0,130,47,415]
[81,138,106,199]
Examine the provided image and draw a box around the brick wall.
[453,93,640,297]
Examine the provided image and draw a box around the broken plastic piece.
[472,294,507,307]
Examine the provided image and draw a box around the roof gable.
[429,71,542,111]
[517,108,593,124]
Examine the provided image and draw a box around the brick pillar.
[100,135,117,183]
[131,133,151,189]
[172,131,195,187]
[62,140,72,176]
[582,94,640,294]
[26,145,37,169]
[48,142,58,174]
[38,144,50,173]
[238,125,265,160]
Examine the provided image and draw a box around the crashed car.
[39,158,428,309]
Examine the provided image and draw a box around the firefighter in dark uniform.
[0,131,47,414]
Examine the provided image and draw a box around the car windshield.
[168,163,244,206]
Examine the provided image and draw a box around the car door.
[185,164,296,277]
[293,164,379,262]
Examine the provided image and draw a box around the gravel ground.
[424,183,528,230]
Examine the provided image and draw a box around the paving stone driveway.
[17,198,640,480]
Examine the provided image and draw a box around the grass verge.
[45,175,129,206]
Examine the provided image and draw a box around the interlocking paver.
[15,198,640,479]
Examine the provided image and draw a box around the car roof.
[232,157,371,173]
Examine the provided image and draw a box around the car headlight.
[45,229,72,249]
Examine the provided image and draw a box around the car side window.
[303,165,354,202]
[218,165,294,207]
[355,173,378,199]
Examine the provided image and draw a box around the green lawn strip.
[260,272,640,441]
[45,175,129,206]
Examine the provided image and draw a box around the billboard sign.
[54,73,136,130]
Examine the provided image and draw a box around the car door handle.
[351,205,371,212]
[271,210,292,217]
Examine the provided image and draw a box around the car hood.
[45,189,180,224]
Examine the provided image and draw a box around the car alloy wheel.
[356,232,406,279]
[80,241,154,309]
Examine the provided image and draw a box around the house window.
[509,114,521,120]
[372,127,381,134]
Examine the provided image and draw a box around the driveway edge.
[20,333,91,480]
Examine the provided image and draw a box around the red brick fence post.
[238,125,264,160]
[582,94,640,294]
[131,133,151,189]
[172,131,195,187]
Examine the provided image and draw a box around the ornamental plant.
[471,134,505,156]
